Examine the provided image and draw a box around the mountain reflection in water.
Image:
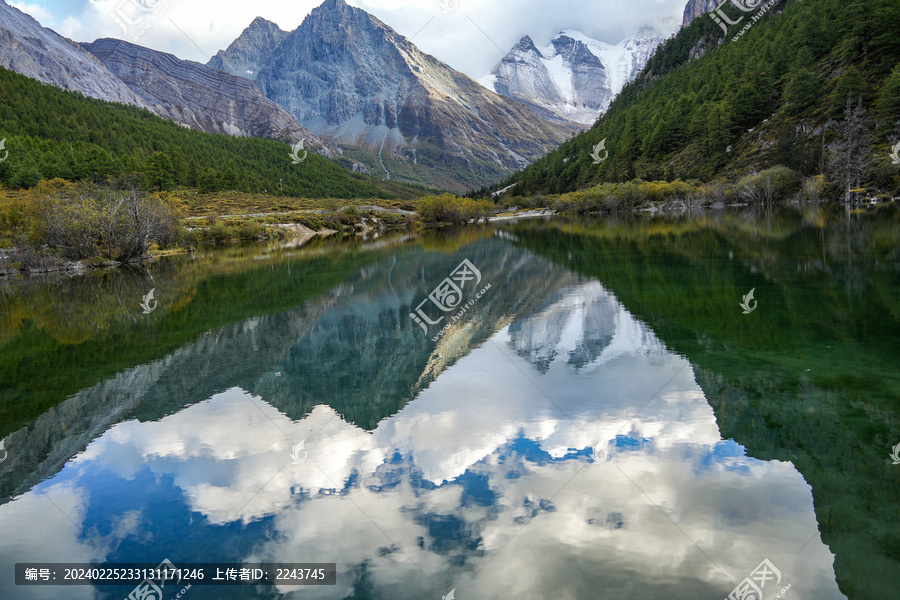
[0,217,863,599]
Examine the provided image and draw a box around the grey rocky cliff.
[207,16,288,81]
[83,38,329,151]
[252,0,575,190]
[494,36,567,107]
[682,0,721,27]
[0,0,148,109]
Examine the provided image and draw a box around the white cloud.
[10,1,54,24]
[0,281,845,599]
[58,16,85,39]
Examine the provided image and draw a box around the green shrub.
[9,179,179,261]
[735,166,802,203]
[418,194,466,224]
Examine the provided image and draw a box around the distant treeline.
[0,67,417,199]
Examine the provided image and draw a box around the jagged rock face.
[552,36,611,112]
[0,0,148,109]
[492,34,611,126]
[83,38,328,149]
[488,28,669,126]
[494,37,567,106]
[253,0,574,190]
[682,0,721,26]
[207,16,288,81]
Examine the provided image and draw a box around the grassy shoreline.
[2,178,897,277]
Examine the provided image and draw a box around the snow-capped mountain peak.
[487,21,676,126]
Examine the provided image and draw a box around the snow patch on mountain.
[486,19,677,126]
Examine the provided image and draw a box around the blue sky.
[8,0,686,78]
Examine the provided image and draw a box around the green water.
[0,206,897,599]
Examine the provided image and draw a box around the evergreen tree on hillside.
[784,69,824,116]
[146,151,175,191]
[830,67,867,118]
[876,65,900,127]
[828,98,872,203]
[198,168,221,194]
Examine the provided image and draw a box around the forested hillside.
[499,0,900,196]
[0,67,424,199]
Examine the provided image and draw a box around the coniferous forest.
[500,0,900,197]
[0,67,424,199]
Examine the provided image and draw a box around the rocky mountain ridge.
[214,0,575,190]
[83,38,328,148]
[0,0,148,109]
[208,16,288,81]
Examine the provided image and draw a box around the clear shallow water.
[1,208,898,599]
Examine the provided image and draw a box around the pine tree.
[830,67,866,118]
[222,161,239,190]
[828,97,872,204]
[876,65,900,126]
[146,151,175,191]
[784,69,823,116]
[197,168,221,194]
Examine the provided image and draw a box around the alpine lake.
[1,205,898,600]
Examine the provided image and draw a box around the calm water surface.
[1,207,898,599]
